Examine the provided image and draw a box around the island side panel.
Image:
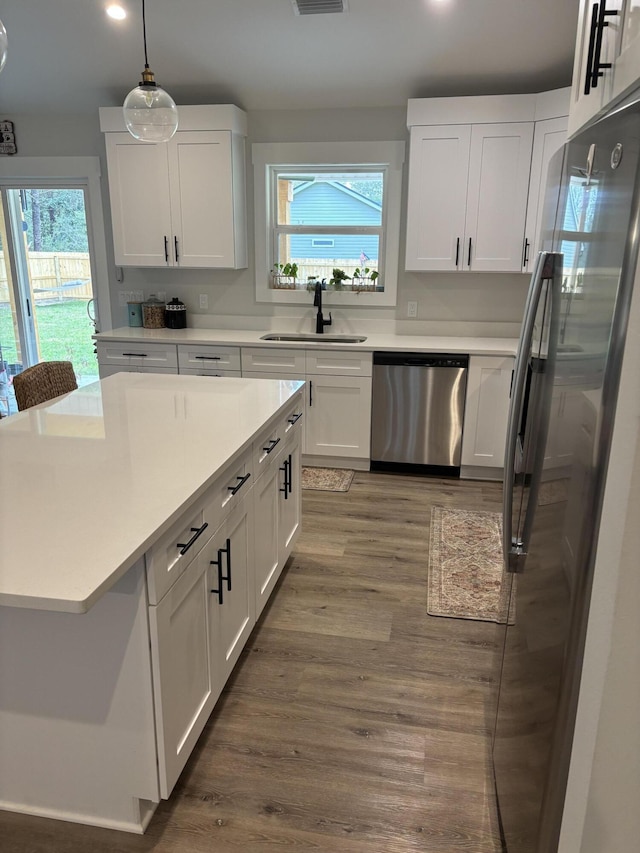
[0,559,159,833]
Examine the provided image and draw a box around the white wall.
[7,107,528,336]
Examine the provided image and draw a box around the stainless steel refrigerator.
[493,97,640,852]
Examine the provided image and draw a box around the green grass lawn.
[0,299,99,380]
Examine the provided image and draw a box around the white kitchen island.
[0,372,305,832]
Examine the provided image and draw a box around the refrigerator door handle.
[502,251,559,572]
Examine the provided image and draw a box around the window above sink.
[253,141,405,308]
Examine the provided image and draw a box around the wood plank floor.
[0,471,505,852]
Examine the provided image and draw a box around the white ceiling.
[0,0,580,117]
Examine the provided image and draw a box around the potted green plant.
[329,268,350,290]
[352,267,379,292]
[271,262,298,289]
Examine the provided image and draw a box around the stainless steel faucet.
[313,282,332,334]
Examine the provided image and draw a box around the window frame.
[253,141,405,307]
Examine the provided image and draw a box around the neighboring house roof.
[292,180,382,214]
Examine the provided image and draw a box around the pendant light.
[123,0,178,143]
[0,19,7,73]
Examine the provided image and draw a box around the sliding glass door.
[0,185,100,415]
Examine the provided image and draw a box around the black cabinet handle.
[220,537,231,591]
[467,237,472,267]
[279,456,290,499]
[309,380,313,407]
[263,437,281,454]
[288,412,303,425]
[584,3,600,95]
[174,235,179,263]
[122,352,148,358]
[227,472,251,495]
[176,522,209,556]
[455,236,460,267]
[210,547,225,604]
[586,2,619,94]
[194,355,221,360]
[287,453,293,496]
[164,235,169,263]
[522,238,530,269]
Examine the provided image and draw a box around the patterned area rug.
[428,506,515,624]
[301,467,354,492]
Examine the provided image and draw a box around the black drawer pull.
[122,352,148,358]
[279,456,290,499]
[176,522,208,556]
[263,437,281,454]
[287,412,303,425]
[194,355,221,360]
[227,472,251,495]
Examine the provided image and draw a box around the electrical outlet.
[199,294,209,310]
[407,301,418,318]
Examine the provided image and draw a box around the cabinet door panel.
[104,134,172,266]
[465,123,534,272]
[523,117,568,273]
[169,131,234,268]
[213,498,254,686]
[461,356,514,470]
[149,547,216,798]
[405,125,471,271]
[253,461,281,619]
[279,430,302,561]
[306,375,372,459]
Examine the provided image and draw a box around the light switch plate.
[407,301,418,318]
[199,294,208,310]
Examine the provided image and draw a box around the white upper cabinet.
[406,95,535,273]
[523,90,570,272]
[100,105,248,269]
[567,0,640,138]
[405,124,471,271]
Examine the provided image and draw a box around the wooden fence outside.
[0,252,93,303]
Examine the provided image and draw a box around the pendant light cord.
[142,0,149,69]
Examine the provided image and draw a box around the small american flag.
[360,250,369,265]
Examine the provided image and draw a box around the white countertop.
[95,326,519,357]
[0,373,304,613]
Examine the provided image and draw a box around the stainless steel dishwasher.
[370,352,468,475]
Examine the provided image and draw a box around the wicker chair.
[12,361,78,411]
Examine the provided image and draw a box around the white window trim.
[253,141,405,307]
[0,157,113,333]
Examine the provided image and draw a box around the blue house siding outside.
[288,182,380,262]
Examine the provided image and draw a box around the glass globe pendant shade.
[0,19,8,74]
[123,73,179,143]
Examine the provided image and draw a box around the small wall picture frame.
[0,120,17,155]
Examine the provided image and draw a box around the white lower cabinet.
[241,346,372,466]
[147,390,303,800]
[211,494,254,687]
[149,543,217,798]
[254,406,303,618]
[461,355,514,476]
[306,374,372,459]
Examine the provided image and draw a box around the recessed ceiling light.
[106,4,127,20]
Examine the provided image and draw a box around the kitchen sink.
[260,333,367,343]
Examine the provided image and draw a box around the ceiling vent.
[292,0,348,15]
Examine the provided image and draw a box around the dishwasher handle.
[373,352,469,369]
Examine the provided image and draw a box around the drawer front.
[178,344,241,372]
[146,499,209,605]
[305,350,372,377]
[179,368,242,378]
[203,451,252,534]
[96,341,178,369]
[281,394,305,440]
[98,364,176,379]
[241,347,306,375]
